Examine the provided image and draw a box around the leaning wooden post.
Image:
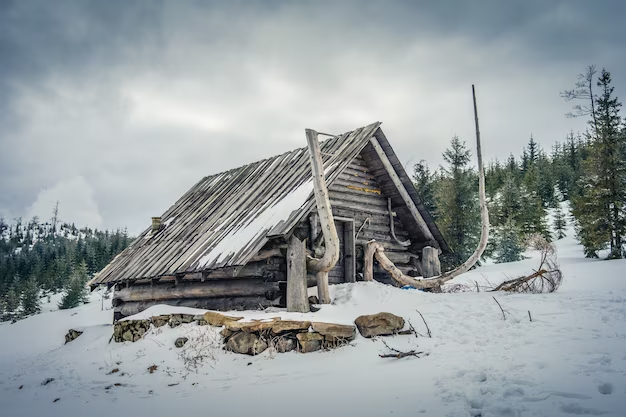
[421,246,441,278]
[305,129,340,304]
[363,240,377,282]
[287,235,310,313]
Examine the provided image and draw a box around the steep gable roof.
[91,122,447,286]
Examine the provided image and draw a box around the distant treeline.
[0,216,132,320]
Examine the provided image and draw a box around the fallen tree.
[492,235,563,293]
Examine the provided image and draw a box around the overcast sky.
[1,0,624,235]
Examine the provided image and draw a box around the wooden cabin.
[90,122,449,320]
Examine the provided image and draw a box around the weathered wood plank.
[421,246,441,278]
[344,220,356,283]
[287,236,309,313]
[367,138,435,241]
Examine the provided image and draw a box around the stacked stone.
[113,319,151,342]
[208,313,358,355]
[110,311,406,350]
[112,313,198,342]
[64,329,83,344]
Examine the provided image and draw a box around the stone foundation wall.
[112,311,406,355]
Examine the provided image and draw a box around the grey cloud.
[0,1,624,234]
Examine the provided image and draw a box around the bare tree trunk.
[364,84,489,290]
[305,129,340,303]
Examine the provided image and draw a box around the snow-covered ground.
[1,212,626,417]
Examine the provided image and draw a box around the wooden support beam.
[368,137,434,241]
[421,246,441,278]
[309,213,319,251]
[286,235,310,313]
[344,219,356,283]
[305,128,340,304]
[364,241,377,282]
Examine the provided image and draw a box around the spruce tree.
[58,261,90,310]
[21,274,41,316]
[572,69,625,258]
[4,287,20,315]
[434,136,480,268]
[412,160,437,215]
[553,204,567,240]
[494,219,525,263]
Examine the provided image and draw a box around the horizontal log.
[356,239,412,252]
[115,296,279,318]
[329,190,388,208]
[333,177,377,189]
[384,251,418,264]
[331,201,391,216]
[341,167,377,181]
[374,263,418,277]
[114,279,280,302]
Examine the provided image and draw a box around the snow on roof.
[90,122,382,285]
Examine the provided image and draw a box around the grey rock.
[174,337,189,348]
[64,329,83,344]
[354,312,405,338]
[225,332,268,355]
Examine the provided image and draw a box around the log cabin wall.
[112,239,289,320]
[326,153,421,284]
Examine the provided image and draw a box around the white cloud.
[25,176,103,229]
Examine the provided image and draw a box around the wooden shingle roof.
[92,123,383,285]
[91,122,448,286]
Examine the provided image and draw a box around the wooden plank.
[286,236,309,313]
[421,246,441,278]
[344,219,356,283]
[368,137,434,241]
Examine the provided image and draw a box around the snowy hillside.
[1,213,626,417]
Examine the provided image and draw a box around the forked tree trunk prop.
[366,85,489,289]
[305,129,340,304]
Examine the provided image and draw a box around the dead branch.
[492,235,562,293]
[416,310,432,338]
[407,320,423,338]
[379,339,425,359]
[492,296,508,320]
[528,310,532,322]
